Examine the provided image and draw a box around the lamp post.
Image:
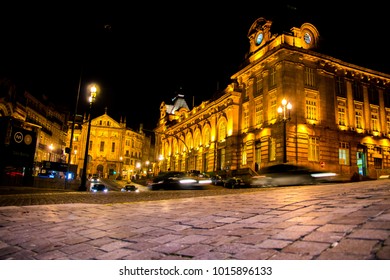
[49,144,54,162]
[119,156,123,178]
[278,98,292,163]
[79,85,97,191]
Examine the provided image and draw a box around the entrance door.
[357,146,367,176]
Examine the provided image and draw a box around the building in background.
[0,78,67,185]
[154,17,390,180]
[66,108,152,181]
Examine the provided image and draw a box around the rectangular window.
[386,112,390,134]
[243,107,249,129]
[306,98,317,120]
[255,74,263,96]
[242,150,247,166]
[269,137,276,161]
[255,100,263,125]
[270,96,277,120]
[352,81,364,101]
[355,106,363,129]
[304,67,316,88]
[374,157,382,169]
[371,108,379,131]
[384,89,390,108]
[308,136,320,162]
[244,84,250,101]
[368,86,379,105]
[339,142,350,165]
[268,67,277,89]
[335,76,346,97]
[111,142,115,153]
[338,100,346,126]
[100,141,105,152]
[89,141,92,150]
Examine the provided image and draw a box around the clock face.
[304,32,312,44]
[256,33,263,45]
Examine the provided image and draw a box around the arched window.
[203,127,210,147]
[218,121,227,142]
[194,130,201,149]
[186,132,193,151]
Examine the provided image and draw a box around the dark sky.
[1,2,389,131]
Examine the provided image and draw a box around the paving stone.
[348,229,389,240]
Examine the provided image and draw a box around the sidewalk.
[0,180,390,260]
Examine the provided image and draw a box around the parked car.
[211,174,225,186]
[90,183,108,193]
[149,171,211,190]
[121,185,139,192]
[249,163,338,187]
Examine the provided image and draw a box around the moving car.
[249,163,338,187]
[121,185,139,192]
[149,171,212,190]
[90,183,108,193]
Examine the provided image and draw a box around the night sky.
[1,2,389,131]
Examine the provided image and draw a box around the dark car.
[149,171,211,190]
[223,177,248,188]
[90,183,108,193]
[121,185,139,192]
[211,175,225,186]
[249,163,338,187]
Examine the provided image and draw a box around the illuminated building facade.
[154,17,390,179]
[67,108,150,180]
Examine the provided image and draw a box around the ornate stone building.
[0,80,68,184]
[67,108,151,180]
[154,17,390,179]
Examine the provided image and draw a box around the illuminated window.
[218,121,227,142]
[308,136,320,162]
[339,142,350,165]
[255,99,263,125]
[194,131,201,148]
[255,74,263,96]
[371,107,379,131]
[270,96,277,121]
[244,83,250,101]
[338,100,346,126]
[203,127,210,146]
[269,137,276,161]
[306,94,317,121]
[242,150,247,166]
[386,111,390,134]
[355,105,363,129]
[243,106,249,129]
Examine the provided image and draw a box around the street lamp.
[278,98,292,163]
[79,85,97,191]
[49,144,54,162]
[119,156,123,178]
